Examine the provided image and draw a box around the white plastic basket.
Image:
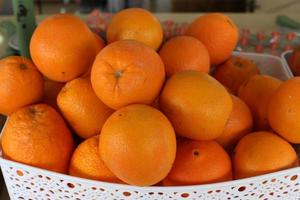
[281,50,294,77]
[0,52,299,200]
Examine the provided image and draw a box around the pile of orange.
[0,9,299,187]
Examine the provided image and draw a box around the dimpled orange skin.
[57,77,113,138]
[30,14,98,82]
[159,36,210,77]
[268,77,300,143]
[0,56,44,115]
[69,136,120,183]
[185,13,239,65]
[107,8,163,50]
[216,95,253,151]
[238,75,282,131]
[160,71,232,140]
[99,104,176,186]
[162,139,232,186]
[213,56,260,94]
[233,131,298,179]
[1,104,74,173]
[91,40,165,110]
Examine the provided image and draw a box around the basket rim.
[280,50,294,78]
[1,155,300,191]
[234,51,294,78]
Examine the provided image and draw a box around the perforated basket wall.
[0,52,298,200]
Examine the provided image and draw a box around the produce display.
[0,8,299,190]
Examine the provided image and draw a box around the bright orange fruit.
[185,13,239,65]
[99,104,176,186]
[233,131,298,179]
[160,71,232,140]
[107,8,163,50]
[0,56,43,115]
[91,40,165,109]
[163,138,232,186]
[1,104,74,173]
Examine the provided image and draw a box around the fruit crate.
[0,52,299,200]
[281,50,293,76]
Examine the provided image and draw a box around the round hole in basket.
[67,183,75,188]
[271,178,276,182]
[290,175,298,181]
[123,192,131,197]
[181,193,189,198]
[238,186,246,192]
[16,170,23,176]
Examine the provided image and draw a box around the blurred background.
[0,0,299,14]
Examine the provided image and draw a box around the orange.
[213,56,260,94]
[0,56,43,115]
[57,77,113,138]
[159,36,210,77]
[107,8,163,50]
[160,71,232,140]
[233,131,298,179]
[43,79,64,109]
[238,75,282,130]
[185,13,239,65]
[268,77,300,143]
[30,14,98,82]
[1,104,74,173]
[99,104,176,186]
[216,95,253,151]
[91,40,165,109]
[162,138,232,186]
[69,135,120,182]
